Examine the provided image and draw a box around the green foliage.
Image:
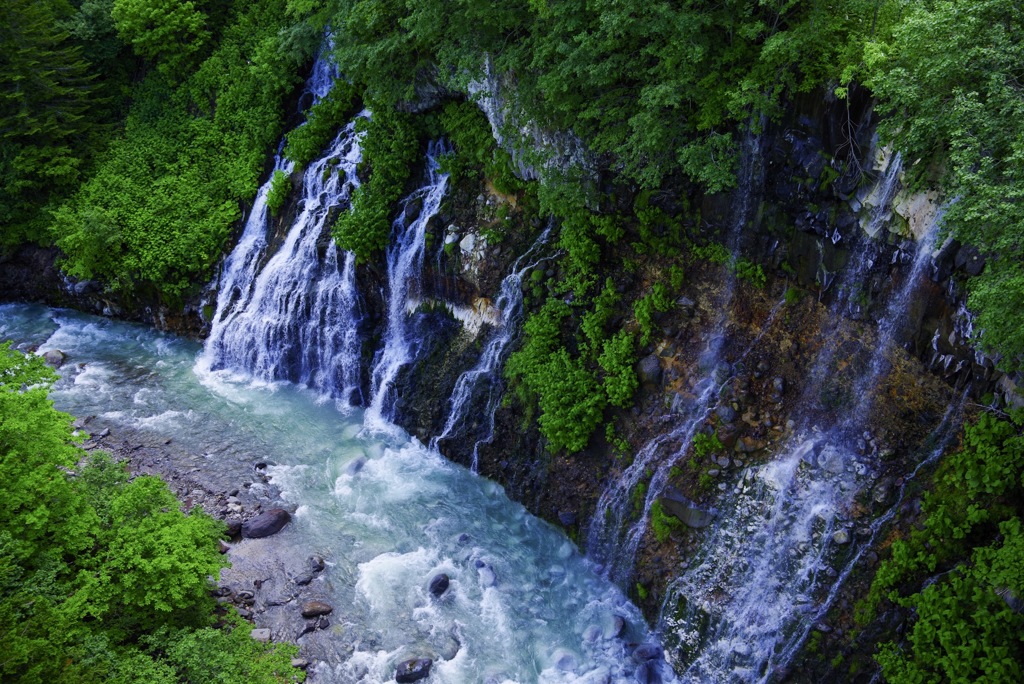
[864,0,1024,367]
[631,480,648,516]
[580,278,620,349]
[283,81,360,166]
[734,258,766,288]
[691,241,732,265]
[866,411,1024,682]
[0,0,102,246]
[506,298,609,453]
[692,431,723,459]
[438,100,522,194]
[111,0,209,78]
[668,265,685,291]
[0,343,302,682]
[52,0,304,297]
[535,348,606,453]
[633,283,673,345]
[598,330,639,408]
[333,105,420,260]
[784,286,802,305]
[650,499,684,543]
[633,191,684,257]
[266,170,290,217]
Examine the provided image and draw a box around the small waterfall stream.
[365,143,450,428]
[430,225,553,470]
[586,129,767,583]
[657,214,950,682]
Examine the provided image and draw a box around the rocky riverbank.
[71,416,348,678]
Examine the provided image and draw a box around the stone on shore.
[241,508,291,539]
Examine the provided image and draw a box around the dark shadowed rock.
[955,244,986,276]
[224,517,243,538]
[241,508,291,538]
[633,642,663,661]
[429,573,450,598]
[395,658,432,682]
[635,660,663,684]
[557,510,577,527]
[637,355,663,387]
[301,600,333,618]
[658,487,715,528]
[297,615,329,638]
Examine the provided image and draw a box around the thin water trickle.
[430,225,553,470]
[586,129,766,583]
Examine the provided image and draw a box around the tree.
[0,0,97,244]
[111,0,210,77]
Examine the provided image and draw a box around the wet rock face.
[42,349,66,367]
[0,245,208,337]
[658,487,716,529]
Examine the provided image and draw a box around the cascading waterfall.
[198,121,364,403]
[365,143,450,428]
[657,215,948,683]
[430,225,553,470]
[586,130,767,583]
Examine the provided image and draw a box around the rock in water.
[429,573,450,598]
[241,508,291,538]
[301,600,333,618]
[42,349,66,368]
[633,643,663,661]
[395,658,432,682]
[250,628,271,642]
[635,660,662,684]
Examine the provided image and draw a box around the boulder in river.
[395,658,432,683]
[241,508,291,538]
[633,642,664,661]
[428,573,450,598]
[42,349,66,367]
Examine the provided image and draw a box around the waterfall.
[586,351,725,584]
[429,225,553,470]
[198,120,364,403]
[365,143,450,428]
[656,216,950,682]
[586,129,768,582]
[863,152,903,239]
